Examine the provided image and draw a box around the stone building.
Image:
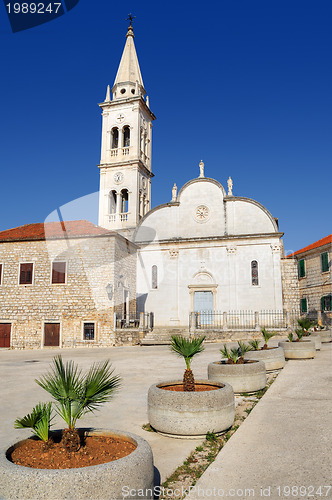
[0,220,137,348]
[287,234,331,324]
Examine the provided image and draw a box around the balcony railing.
[109,147,130,158]
[107,213,129,223]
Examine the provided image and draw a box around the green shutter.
[321,252,329,273]
[298,259,305,278]
[321,296,325,311]
[300,298,307,313]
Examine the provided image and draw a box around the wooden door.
[44,323,60,347]
[0,324,11,348]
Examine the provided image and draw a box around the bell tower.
[98,19,156,237]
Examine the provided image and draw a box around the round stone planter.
[208,360,266,394]
[243,347,286,372]
[318,329,332,343]
[302,335,321,350]
[278,340,316,360]
[148,380,235,438]
[0,429,154,500]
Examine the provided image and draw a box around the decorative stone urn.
[148,380,235,438]
[302,335,321,350]
[244,346,285,372]
[208,360,266,394]
[0,429,154,500]
[278,340,316,360]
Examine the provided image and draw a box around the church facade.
[97,22,286,329]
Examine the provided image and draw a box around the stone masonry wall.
[296,245,331,316]
[280,258,300,313]
[0,234,137,349]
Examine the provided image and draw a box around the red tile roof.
[287,234,332,258]
[0,220,114,242]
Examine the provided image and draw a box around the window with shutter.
[19,263,33,284]
[0,264,2,285]
[321,295,332,311]
[300,298,307,313]
[321,252,329,273]
[298,259,305,278]
[52,262,66,284]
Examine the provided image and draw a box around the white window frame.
[82,321,97,342]
[18,262,35,286]
[50,260,67,285]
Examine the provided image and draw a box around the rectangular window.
[52,262,66,284]
[321,295,332,312]
[298,259,305,278]
[83,322,95,340]
[0,264,2,285]
[300,298,307,313]
[321,252,329,273]
[19,263,33,284]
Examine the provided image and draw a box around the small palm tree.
[220,343,249,364]
[170,335,205,391]
[261,328,276,349]
[15,402,53,445]
[295,329,306,341]
[249,339,260,351]
[288,332,294,342]
[36,355,121,451]
[297,318,315,333]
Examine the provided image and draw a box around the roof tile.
[287,234,332,257]
[0,220,114,242]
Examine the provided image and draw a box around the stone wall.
[295,245,331,318]
[280,258,300,313]
[0,234,137,349]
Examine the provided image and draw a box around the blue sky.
[0,0,331,254]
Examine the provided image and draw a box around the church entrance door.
[194,291,213,325]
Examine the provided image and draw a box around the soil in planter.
[9,435,136,469]
[161,384,220,392]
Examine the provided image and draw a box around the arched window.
[123,126,130,147]
[121,189,129,213]
[251,260,259,286]
[111,128,119,149]
[152,265,158,289]
[109,190,117,214]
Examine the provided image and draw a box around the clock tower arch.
[98,21,156,237]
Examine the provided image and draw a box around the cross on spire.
[126,13,136,26]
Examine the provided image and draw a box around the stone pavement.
[186,343,332,500]
[0,342,331,500]
[0,343,226,485]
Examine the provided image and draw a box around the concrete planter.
[302,335,321,350]
[148,380,235,438]
[0,429,154,500]
[208,360,266,394]
[317,329,332,343]
[279,340,316,360]
[243,347,285,372]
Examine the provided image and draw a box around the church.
[97,21,286,330]
[0,22,299,349]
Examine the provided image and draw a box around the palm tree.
[36,355,121,451]
[261,328,276,349]
[15,402,53,446]
[170,335,205,391]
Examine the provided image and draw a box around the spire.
[105,85,111,102]
[112,19,145,99]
